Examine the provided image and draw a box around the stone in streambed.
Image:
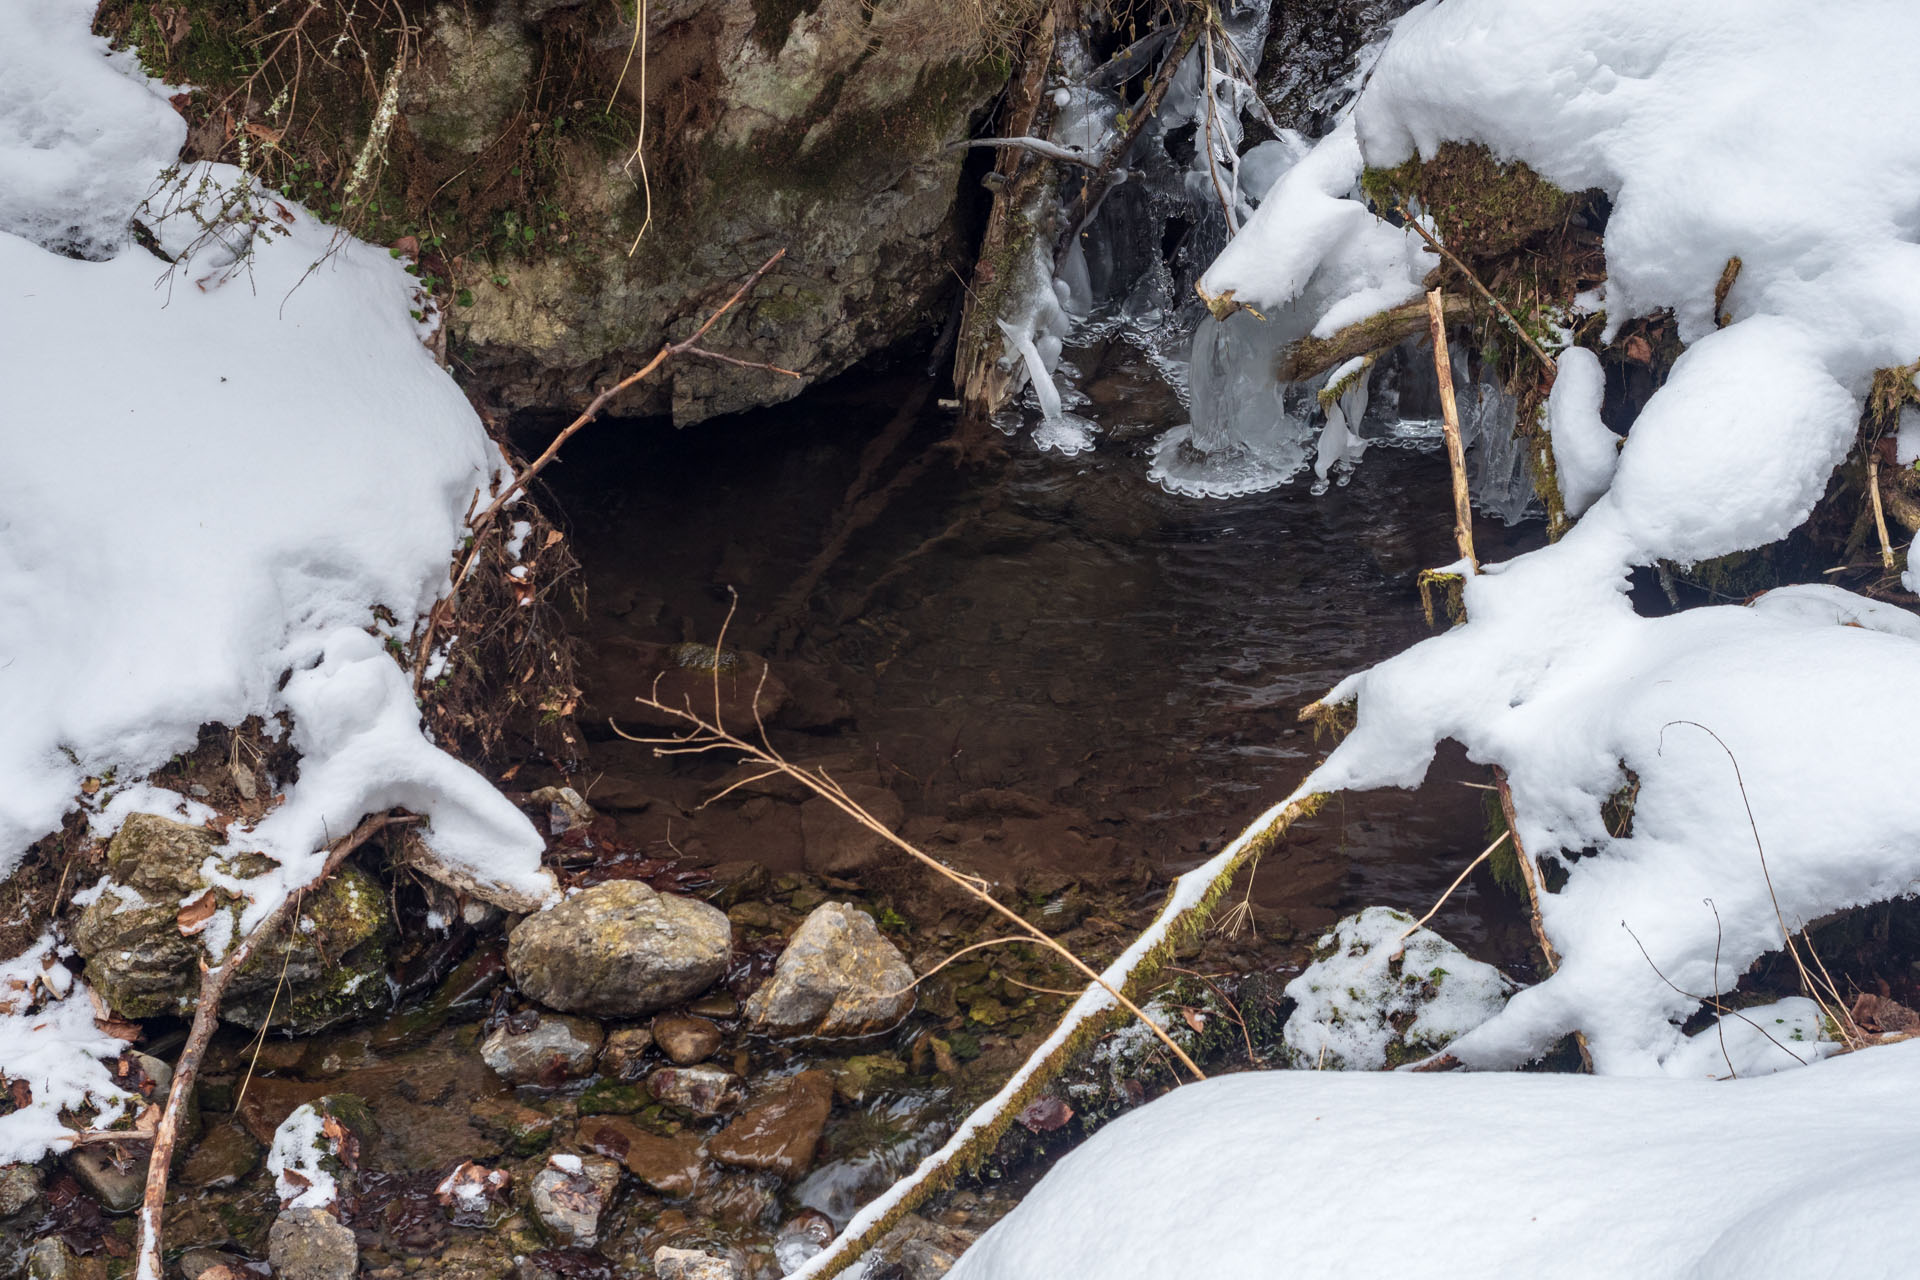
[529,1152,622,1248]
[183,1121,262,1189]
[652,1245,741,1280]
[268,1206,358,1280]
[652,1013,724,1065]
[480,1012,604,1085]
[506,881,731,1017]
[582,1116,707,1198]
[597,1025,655,1080]
[646,1064,744,1117]
[708,1070,833,1178]
[0,1161,43,1218]
[744,903,915,1038]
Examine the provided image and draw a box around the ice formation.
[0,0,550,1159]
[949,1037,1920,1280]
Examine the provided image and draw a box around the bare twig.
[1869,452,1897,570]
[133,813,403,1280]
[410,250,794,691]
[1403,207,1558,377]
[1426,288,1478,570]
[1391,830,1509,957]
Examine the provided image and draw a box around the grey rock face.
[479,1013,606,1085]
[268,1206,358,1280]
[506,881,732,1016]
[743,902,915,1038]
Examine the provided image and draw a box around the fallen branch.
[1869,452,1897,570]
[1390,830,1509,958]
[955,137,1102,169]
[1274,294,1471,384]
[410,249,796,692]
[132,813,403,1280]
[1426,288,1478,571]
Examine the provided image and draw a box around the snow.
[1282,907,1510,1070]
[0,0,551,1162]
[948,1037,1920,1280]
[0,933,134,1164]
[1188,0,1920,1073]
[267,1103,339,1210]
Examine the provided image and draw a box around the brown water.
[533,342,1544,973]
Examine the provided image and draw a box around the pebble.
[646,1064,745,1117]
[651,1013,724,1065]
[479,1012,604,1085]
[652,1245,740,1280]
[268,1206,358,1280]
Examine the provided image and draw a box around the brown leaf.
[1180,1006,1207,1034]
[543,529,565,548]
[9,1078,30,1109]
[176,889,220,936]
[1623,334,1653,364]
[280,1167,311,1189]
[1017,1096,1074,1133]
[1850,992,1920,1035]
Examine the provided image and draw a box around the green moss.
[579,1079,650,1116]
[1362,141,1576,261]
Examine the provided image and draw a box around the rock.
[800,788,905,876]
[175,1247,246,1280]
[688,991,740,1019]
[708,1070,833,1178]
[480,1011,605,1085]
[25,1238,103,1280]
[268,1206,358,1280]
[652,1014,724,1065]
[774,1209,836,1273]
[0,1161,44,1217]
[652,1245,740,1280]
[400,4,532,158]
[472,1096,558,1156]
[528,785,596,834]
[577,1077,648,1116]
[64,1142,147,1213]
[529,1153,621,1248]
[696,1175,779,1226]
[863,1213,978,1280]
[702,860,770,910]
[597,1025,654,1079]
[506,881,732,1017]
[183,1121,262,1189]
[646,1064,744,1118]
[826,1053,908,1105]
[744,903,916,1038]
[72,814,392,1033]
[582,1116,707,1197]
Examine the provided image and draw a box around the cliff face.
[102,0,1013,424]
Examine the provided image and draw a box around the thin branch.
[1402,206,1558,377]
[1427,288,1478,570]
[955,137,1102,169]
[133,813,404,1280]
[1391,830,1508,956]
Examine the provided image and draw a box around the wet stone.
[774,1209,836,1273]
[583,1116,707,1198]
[480,1012,604,1085]
[863,1213,979,1280]
[506,881,732,1017]
[269,1206,358,1280]
[26,1238,103,1280]
[0,1160,44,1217]
[652,1014,724,1065]
[646,1064,744,1118]
[64,1141,147,1213]
[183,1121,262,1189]
[652,1245,740,1280]
[471,1096,557,1157]
[529,1153,621,1249]
[597,1025,654,1079]
[708,1071,833,1179]
[175,1246,247,1280]
[695,1172,779,1227]
[743,903,916,1038]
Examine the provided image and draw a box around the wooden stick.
[1426,288,1478,570]
[1391,830,1509,957]
[1404,210,1557,377]
[1869,452,1897,570]
[410,249,794,691]
[132,813,400,1280]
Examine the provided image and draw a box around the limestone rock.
[72,814,391,1033]
[651,1013,724,1065]
[268,1206,358,1280]
[744,903,915,1038]
[529,1153,621,1248]
[64,1142,147,1213]
[0,1161,43,1217]
[708,1070,833,1178]
[506,881,731,1016]
[400,5,533,159]
[652,1245,741,1280]
[25,1239,103,1280]
[480,1013,605,1085]
[646,1064,744,1118]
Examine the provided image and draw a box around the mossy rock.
[73,814,393,1033]
[1362,141,1578,262]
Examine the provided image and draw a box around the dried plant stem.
[1391,830,1508,956]
[410,250,795,692]
[1869,453,1897,570]
[611,0,654,252]
[1404,208,1558,377]
[1426,288,1478,571]
[133,813,402,1280]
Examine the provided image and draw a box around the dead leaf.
[1623,333,1653,364]
[1017,1096,1074,1133]
[242,121,284,146]
[176,889,220,936]
[543,529,564,548]
[1850,992,1920,1035]
[8,1078,30,1109]
[1180,1006,1207,1034]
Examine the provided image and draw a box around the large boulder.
[71,813,391,1033]
[506,881,732,1016]
[744,902,915,1038]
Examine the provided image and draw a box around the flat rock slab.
[583,1116,708,1198]
[708,1070,833,1178]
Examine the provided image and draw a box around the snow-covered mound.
[948,1036,1920,1280]
[1200,0,1920,1072]
[0,0,549,1158]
